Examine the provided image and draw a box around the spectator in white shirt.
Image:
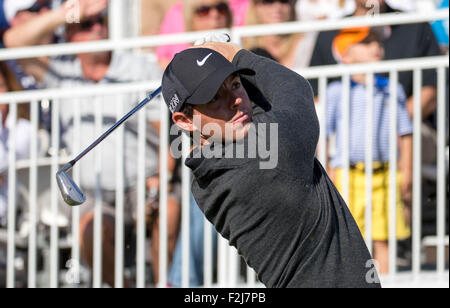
[0,62,31,227]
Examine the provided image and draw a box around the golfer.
[162,41,381,288]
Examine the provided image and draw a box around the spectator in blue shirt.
[326,27,413,274]
[431,0,449,54]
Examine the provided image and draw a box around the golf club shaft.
[67,86,162,169]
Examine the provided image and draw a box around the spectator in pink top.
[156,0,249,69]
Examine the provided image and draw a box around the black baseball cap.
[162,48,255,114]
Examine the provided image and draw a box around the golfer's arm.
[232,49,314,110]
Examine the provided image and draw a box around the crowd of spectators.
[0,0,447,287]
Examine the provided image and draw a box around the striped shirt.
[326,76,413,168]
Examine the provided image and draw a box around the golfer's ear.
[172,112,194,132]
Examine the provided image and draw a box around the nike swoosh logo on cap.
[197,53,213,66]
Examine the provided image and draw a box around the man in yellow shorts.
[326,27,413,274]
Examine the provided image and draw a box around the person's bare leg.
[373,240,389,274]
[80,212,130,287]
[151,196,181,285]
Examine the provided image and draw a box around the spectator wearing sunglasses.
[2,0,176,288]
[244,0,317,69]
[156,0,250,70]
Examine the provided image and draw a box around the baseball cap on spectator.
[332,26,391,62]
[1,0,49,27]
[162,48,255,114]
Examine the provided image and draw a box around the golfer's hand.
[191,42,242,63]
[194,33,231,46]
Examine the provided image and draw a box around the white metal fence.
[0,7,448,288]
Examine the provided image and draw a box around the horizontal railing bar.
[0,56,446,104]
[15,157,73,170]
[0,81,160,102]
[233,9,449,37]
[298,56,449,78]
[0,10,447,61]
[0,29,229,61]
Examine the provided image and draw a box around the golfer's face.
[193,74,253,142]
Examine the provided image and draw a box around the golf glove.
[194,33,231,46]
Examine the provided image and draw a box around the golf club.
[56,86,162,206]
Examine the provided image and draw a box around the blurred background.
[0,0,448,288]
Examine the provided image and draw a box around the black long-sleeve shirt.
[185,49,381,288]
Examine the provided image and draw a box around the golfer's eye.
[232,81,241,90]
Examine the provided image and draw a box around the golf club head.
[56,166,86,206]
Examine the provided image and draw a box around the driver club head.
[56,168,86,206]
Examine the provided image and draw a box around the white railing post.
[436,67,447,275]
[6,101,17,288]
[93,99,103,288]
[71,98,82,287]
[136,94,147,288]
[108,0,124,41]
[203,217,213,287]
[158,105,170,288]
[318,76,328,169]
[50,99,60,288]
[341,74,350,204]
[114,96,125,288]
[181,134,191,288]
[412,69,423,278]
[388,71,399,277]
[217,235,228,287]
[365,73,374,253]
[246,265,257,287]
[228,246,239,287]
[28,100,39,288]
